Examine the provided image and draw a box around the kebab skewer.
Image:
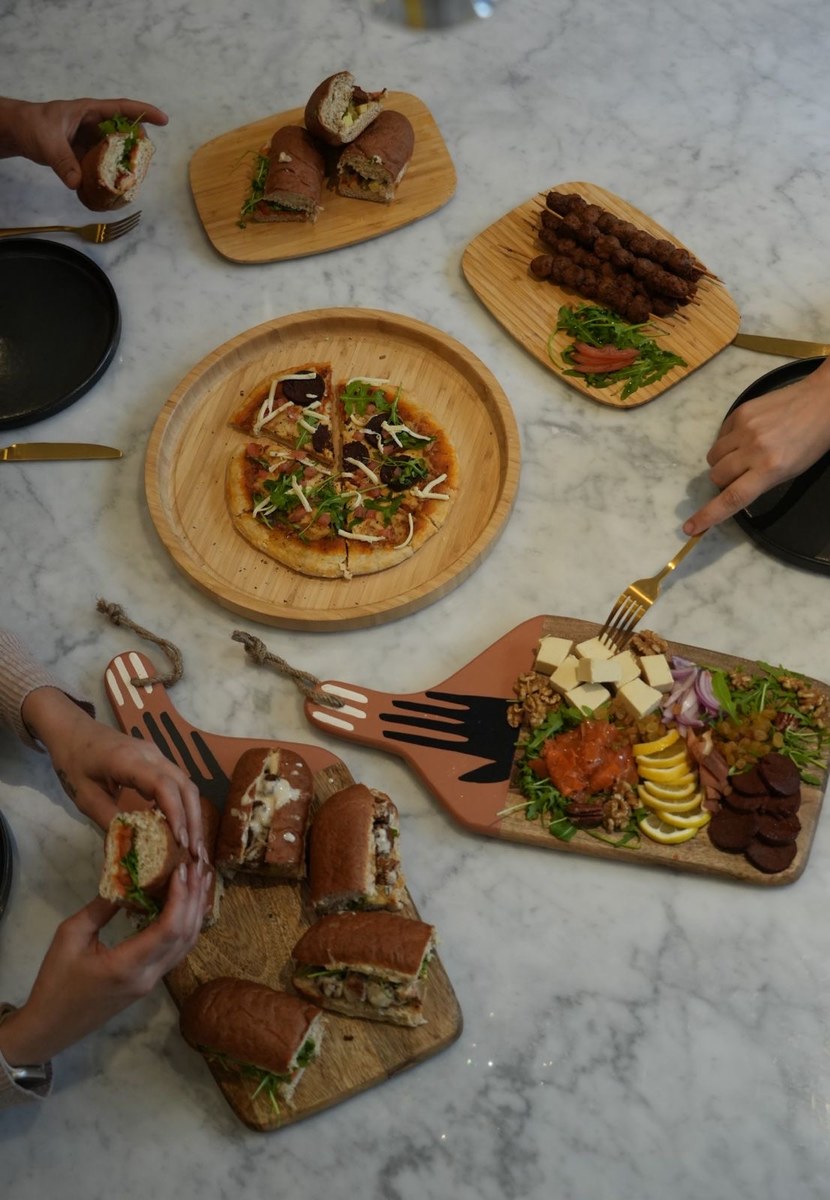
[545,191,706,282]
[535,220,679,319]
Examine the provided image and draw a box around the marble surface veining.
[2,0,830,1197]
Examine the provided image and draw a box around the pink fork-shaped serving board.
[303,615,830,885]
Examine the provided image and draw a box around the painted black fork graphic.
[378,691,515,784]
[132,710,231,810]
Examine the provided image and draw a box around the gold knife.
[733,333,830,358]
[0,442,123,462]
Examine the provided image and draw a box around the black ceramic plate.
[0,238,121,429]
[727,357,830,575]
[0,809,12,923]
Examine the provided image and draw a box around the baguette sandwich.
[248,125,326,224]
[215,746,313,879]
[292,911,436,1026]
[99,809,185,918]
[77,114,154,212]
[335,110,414,203]
[308,782,405,914]
[304,71,386,145]
[180,977,325,1110]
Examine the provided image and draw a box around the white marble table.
[2,1,829,1196]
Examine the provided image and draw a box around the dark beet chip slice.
[723,789,763,813]
[707,809,758,853]
[745,837,798,874]
[342,439,369,464]
[730,766,768,796]
[756,813,801,846]
[756,752,800,796]
[282,373,325,408]
[312,425,333,455]
[758,791,801,816]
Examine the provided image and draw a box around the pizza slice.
[337,376,458,532]
[230,363,336,467]
[226,441,348,578]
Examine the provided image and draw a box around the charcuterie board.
[462,182,741,408]
[303,616,830,886]
[189,92,456,264]
[144,308,520,630]
[104,651,462,1132]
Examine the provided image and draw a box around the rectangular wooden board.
[461,182,741,407]
[189,92,456,263]
[166,761,462,1131]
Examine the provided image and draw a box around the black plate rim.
[0,237,121,430]
[0,808,12,923]
[727,355,830,576]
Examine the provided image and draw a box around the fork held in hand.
[598,533,703,651]
[0,210,142,243]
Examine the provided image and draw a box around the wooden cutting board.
[189,92,456,263]
[104,650,463,1132]
[144,308,520,630]
[462,182,741,408]
[302,615,830,886]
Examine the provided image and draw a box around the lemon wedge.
[639,777,699,803]
[633,729,679,756]
[637,747,689,771]
[637,785,704,813]
[638,762,694,784]
[654,807,711,830]
[638,812,699,844]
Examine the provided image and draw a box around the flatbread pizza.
[225,370,458,579]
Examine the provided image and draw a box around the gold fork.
[0,210,142,244]
[598,534,704,651]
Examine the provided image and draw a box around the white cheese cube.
[534,635,575,675]
[549,655,580,696]
[616,678,664,719]
[577,657,621,684]
[575,636,615,662]
[610,650,641,688]
[565,682,612,713]
[639,654,674,693]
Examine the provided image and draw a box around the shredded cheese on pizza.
[412,473,449,500]
[253,379,280,435]
[381,420,431,448]
[289,479,312,512]
[337,529,384,543]
[345,457,380,484]
[399,511,414,548]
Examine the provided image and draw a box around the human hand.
[21,687,205,858]
[0,96,168,190]
[683,358,830,536]
[0,861,210,1066]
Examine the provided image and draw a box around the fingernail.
[179,827,190,850]
[198,843,209,864]
[195,856,204,878]
[178,862,187,882]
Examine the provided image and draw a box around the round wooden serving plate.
[462,181,741,408]
[145,308,520,630]
[189,92,456,264]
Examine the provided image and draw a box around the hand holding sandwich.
[21,686,205,860]
[0,859,210,1068]
[0,95,167,190]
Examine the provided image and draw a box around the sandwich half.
[99,809,185,918]
[77,115,154,211]
[179,977,325,1111]
[304,71,386,145]
[292,911,436,1026]
[250,125,325,223]
[308,782,405,913]
[336,110,414,203]
[215,746,313,879]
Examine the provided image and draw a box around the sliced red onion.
[694,669,720,715]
